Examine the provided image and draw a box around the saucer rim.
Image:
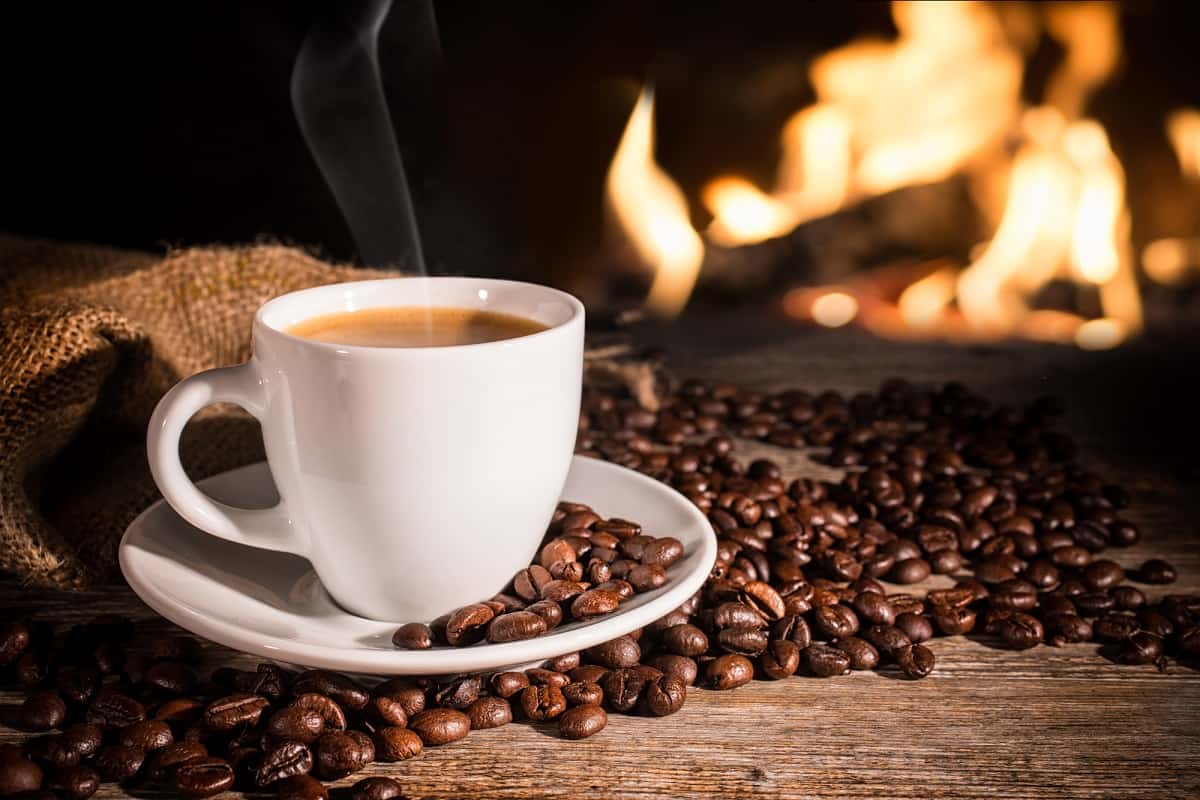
[119,455,716,675]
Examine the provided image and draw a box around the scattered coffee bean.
[351,776,404,800]
[94,744,144,783]
[256,742,313,788]
[408,709,470,746]
[277,775,329,800]
[1136,559,1177,585]
[17,693,66,733]
[314,732,373,780]
[46,765,98,800]
[0,757,43,795]
[174,757,234,798]
[558,704,607,740]
[373,726,423,762]
[895,644,935,679]
[465,697,512,730]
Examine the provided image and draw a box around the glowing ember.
[810,292,859,328]
[898,266,957,330]
[1167,108,1200,180]
[606,88,704,318]
[1075,317,1127,351]
[1142,238,1198,285]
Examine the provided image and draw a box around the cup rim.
[254,277,585,355]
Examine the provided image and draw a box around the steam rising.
[291,0,427,272]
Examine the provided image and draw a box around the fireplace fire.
[604,1,1197,350]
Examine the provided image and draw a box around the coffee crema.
[285,306,547,347]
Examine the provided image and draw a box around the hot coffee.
[286,306,547,347]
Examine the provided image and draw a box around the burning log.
[694,174,985,296]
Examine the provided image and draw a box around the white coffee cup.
[147,277,584,622]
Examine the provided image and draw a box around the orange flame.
[606,88,704,317]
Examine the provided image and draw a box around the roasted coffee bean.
[895,644,935,679]
[58,725,101,761]
[277,775,329,800]
[585,637,641,669]
[175,757,234,798]
[23,736,78,770]
[571,590,622,619]
[146,741,208,783]
[490,671,530,699]
[1117,631,1165,666]
[55,666,99,707]
[150,698,202,726]
[740,581,786,620]
[526,668,568,688]
[0,757,42,795]
[772,615,813,649]
[1093,612,1140,643]
[1138,609,1175,639]
[562,682,604,706]
[46,766,98,800]
[513,565,554,602]
[442,604,495,647]
[1045,614,1093,645]
[351,776,404,800]
[833,636,879,670]
[17,693,66,732]
[391,623,433,650]
[365,694,408,729]
[894,613,933,644]
[94,745,144,783]
[598,669,648,712]
[293,671,368,712]
[85,688,145,729]
[314,731,373,780]
[646,655,698,686]
[627,564,669,593]
[933,605,977,636]
[519,685,567,721]
[1136,559,1177,585]
[704,654,754,690]
[0,623,31,667]
[481,610,546,644]
[293,693,348,731]
[373,727,423,762]
[545,652,581,673]
[760,639,802,678]
[853,592,895,626]
[465,697,512,730]
[661,624,708,657]
[558,705,607,740]
[256,742,313,788]
[229,664,290,703]
[716,626,768,656]
[812,605,860,640]
[266,707,325,746]
[203,694,269,733]
[143,661,196,695]
[891,558,932,584]
[1074,592,1117,617]
[118,720,173,752]
[1083,560,1125,590]
[803,643,851,677]
[435,676,481,710]
[1112,586,1147,610]
[996,612,1044,649]
[643,675,687,716]
[408,709,470,746]
[864,624,912,657]
[641,537,685,568]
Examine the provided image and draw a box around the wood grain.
[3,323,1198,799]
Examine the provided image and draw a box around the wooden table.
[4,319,1198,799]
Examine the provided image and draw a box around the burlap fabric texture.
[0,236,389,589]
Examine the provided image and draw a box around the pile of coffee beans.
[0,376,1195,800]
[390,509,683,650]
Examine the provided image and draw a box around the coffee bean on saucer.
[487,611,547,643]
[391,623,433,650]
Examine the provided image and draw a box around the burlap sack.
[0,236,389,588]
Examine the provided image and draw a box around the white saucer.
[119,456,716,676]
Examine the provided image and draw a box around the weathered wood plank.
[2,324,1197,799]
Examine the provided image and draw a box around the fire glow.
[604,0,1163,349]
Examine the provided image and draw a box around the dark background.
[3,1,1199,289]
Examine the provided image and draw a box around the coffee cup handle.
[147,361,306,556]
